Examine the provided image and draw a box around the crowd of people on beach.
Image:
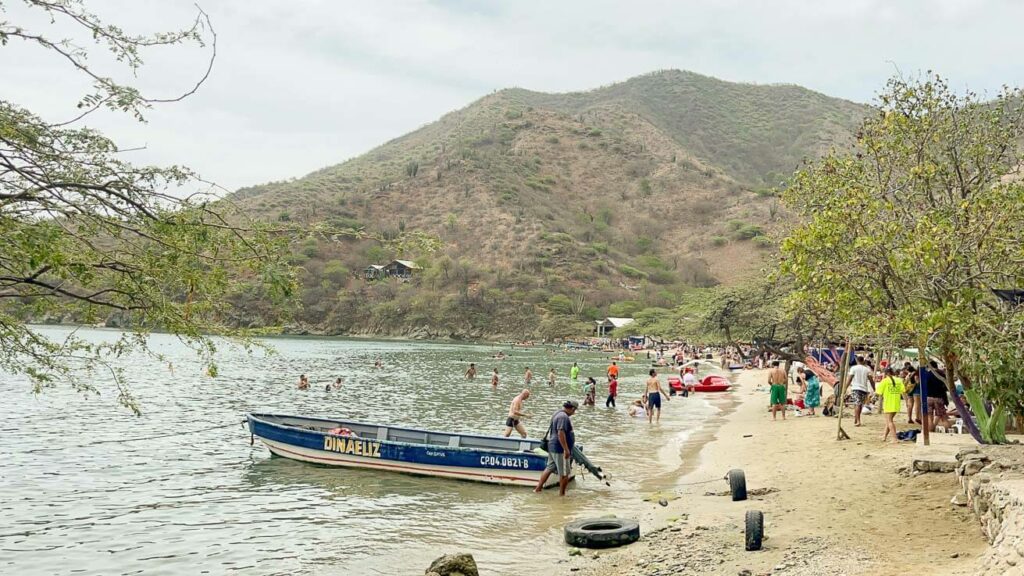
[762,351,966,443]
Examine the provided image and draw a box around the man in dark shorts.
[644,369,671,423]
[534,400,578,496]
[923,360,950,431]
[502,389,531,438]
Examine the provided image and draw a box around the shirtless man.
[524,367,533,386]
[503,389,532,438]
[465,363,477,380]
[297,374,309,390]
[768,360,788,420]
[548,368,557,386]
[644,369,671,423]
[491,368,499,388]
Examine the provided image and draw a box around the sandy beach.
[563,368,988,576]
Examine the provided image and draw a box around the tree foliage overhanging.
[780,74,1024,440]
[0,1,297,412]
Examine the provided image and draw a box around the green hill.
[231,70,871,339]
[508,70,866,187]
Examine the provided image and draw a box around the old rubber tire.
[745,510,764,551]
[564,518,640,549]
[729,468,747,501]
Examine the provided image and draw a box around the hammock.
[803,355,837,385]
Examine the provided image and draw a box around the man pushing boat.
[534,400,578,496]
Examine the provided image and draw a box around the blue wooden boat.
[246,413,576,488]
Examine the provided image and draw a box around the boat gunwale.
[247,413,548,456]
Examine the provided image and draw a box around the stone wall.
[956,446,1024,575]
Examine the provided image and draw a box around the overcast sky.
[3,0,1023,191]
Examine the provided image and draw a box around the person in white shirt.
[846,356,875,426]
[682,369,697,387]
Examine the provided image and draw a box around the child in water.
[584,377,596,406]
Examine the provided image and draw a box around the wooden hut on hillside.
[383,260,422,279]
[363,265,386,280]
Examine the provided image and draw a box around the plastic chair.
[953,419,964,434]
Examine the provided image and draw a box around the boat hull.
[247,413,568,488]
[685,375,732,392]
[686,384,730,392]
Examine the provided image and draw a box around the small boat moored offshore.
[246,413,577,488]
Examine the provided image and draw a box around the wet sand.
[567,368,988,576]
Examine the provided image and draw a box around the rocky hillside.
[231,70,870,338]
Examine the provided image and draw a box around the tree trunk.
[919,335,931,446]
[835,340,852,441]
[940,350,984,444]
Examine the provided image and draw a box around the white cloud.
[1,0,1021,190]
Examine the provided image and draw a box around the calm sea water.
[0,327,721,575]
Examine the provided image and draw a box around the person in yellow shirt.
[877,367,904,443]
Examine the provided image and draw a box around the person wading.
[465,363,476,380]
[503,389,532,438]
[768,361,787,420]
[607,361,619,381]
[534,400,578,496]
[644,369,671,423]
[606,375,618,408]
[524,366,533,386]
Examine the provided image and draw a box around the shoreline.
[565,368,988,576]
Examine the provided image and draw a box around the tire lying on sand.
[564,518,640,549]
[745,510,764,551]
[728,468,747,501]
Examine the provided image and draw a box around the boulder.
[426,553,479,576]
[964,459,989,476]
[913,458,958,474]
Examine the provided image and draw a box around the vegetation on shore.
[778,75,1024,441]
